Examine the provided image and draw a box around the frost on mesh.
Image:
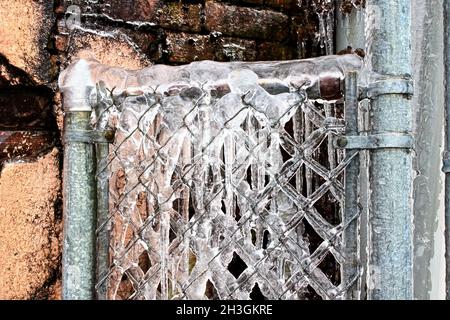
[90,60,360,300]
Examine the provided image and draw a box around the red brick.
[0,0,55,84]
[166,32,258,63]
[205,2,289,41]
[166,33,216,63]
[63,1,201,32]
[104,0,161,21]
[66,31,150,70]
[232,0,265,5]
[291,15,313,39]
[54,4,66,14]
[158,3,202,33]
[216,38,257,61]
[256,42,295,61]
[264,0,297,10]
[55,35,68,52]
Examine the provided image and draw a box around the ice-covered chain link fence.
[90,68,361,300]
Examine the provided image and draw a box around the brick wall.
[55,1,322,66]
[0,0,328,299]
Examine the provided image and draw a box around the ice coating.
[58,59,96,111]
[59,54,363,112]
[60,56,362,300]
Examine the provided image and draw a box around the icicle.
[315,0,336,55]
[324,103,337,170]
[82,55,360,300]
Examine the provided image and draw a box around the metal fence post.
[444,0,450,301]
[60,60,97,300]
[342,72,360,299]
[365,0,414,299]
[95,142,110,300]
[62,112,97,299]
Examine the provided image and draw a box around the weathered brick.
[216,38,257,61]
[166,33,216,63]
[158,3,202,33]
[0,149,61,300]
[55,35,68,52]
[63,1,202,32]
[216,0,299,13]
[205,2,289,41]
[166,32,258,63]
[291,15,316,41]
[0,1,55,84]
[256,41,296,61]
[264,0,297,11]
[0,88,54,131]
[103,0,161,21]
[120,29,161,57]
[66,31,151,70]
[230,0,265,5]
[60,0,160,21]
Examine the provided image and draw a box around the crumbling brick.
[265,0,297,11]
[257,41,296,60]
[166,32,258,63]
[0,0,55,84]
[100,0,162,22]
[158,3,203,33]
[205,2,289,41]
[216,37,257,61]
[166,33,216,63]
[62,0,202,33]
[65,31,151,69]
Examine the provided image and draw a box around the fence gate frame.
[59,49,415,300]
[59,1,417,299]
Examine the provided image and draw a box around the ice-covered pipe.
[60,54,363,105]
[59,59,97,300]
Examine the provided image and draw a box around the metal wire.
[89,72,361,300]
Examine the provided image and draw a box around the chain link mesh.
[91,69,360,300]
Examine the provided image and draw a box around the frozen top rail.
[58,54,363,111]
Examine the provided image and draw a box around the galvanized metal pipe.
[336,3,369,300]
[60,59,97,300]
[95,142,110,300]
[444,0,450,301]
[62,111,97,300]
[342,72,360,299]
[365,0,414,299]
